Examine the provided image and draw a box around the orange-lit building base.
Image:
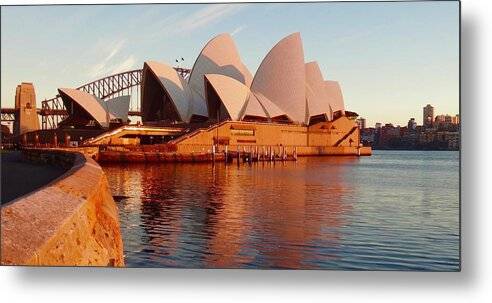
[9,116,371,162]
[94,116,371,162]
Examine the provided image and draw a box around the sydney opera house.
[139,32,345,126]
[11,32,370,158]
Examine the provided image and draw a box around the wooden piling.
[212,144,216,165]
[225,145,228,163]
[237,146,240,165]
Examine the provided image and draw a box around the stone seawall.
[1,148,124,266]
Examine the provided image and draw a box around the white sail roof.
[242,93,269,120]
[105,95,130,122]
[204,74,249,121]
[143,61,193,122]
[189,33,253,102]
[58,88,116,128]
[253,92,289,121]
[250,33,307,124]
[305,61,332,121]
[324,80,345,114]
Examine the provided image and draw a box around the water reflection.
[102,151,459,270]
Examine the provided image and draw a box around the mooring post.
[237,145,240,166]
[225,145,228,163]
[212,144,216,165]
[250,146,253,161]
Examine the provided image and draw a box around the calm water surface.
[102,150,460,270]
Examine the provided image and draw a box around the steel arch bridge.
[40,67,191,129]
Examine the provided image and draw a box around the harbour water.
[102,150,460,270]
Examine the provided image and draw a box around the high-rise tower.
[423,104,434,128]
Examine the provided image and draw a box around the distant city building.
[434,114,459,131]
[434,114,445,124]
[366,117,459,150]
[401,125,417,147]
[435,114,453,124]
[423,104,434,128]
[356,117,366,129]
[360,127,375,146]
[361,105,459,151]
[446,131,460,149]
[407,118,417,131]
[452,114,460,124]
[378,123,400,147]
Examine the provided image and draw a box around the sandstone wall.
[1,149,124,266]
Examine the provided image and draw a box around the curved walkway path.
[1,151,67,205]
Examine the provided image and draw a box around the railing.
[334,126,358,147]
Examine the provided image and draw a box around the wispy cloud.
[88,39,126,78]
[231,25,246,37]
[179,4,247,34]
[82,4,249,79]
[110,55,137,74]
[149,4,248,39]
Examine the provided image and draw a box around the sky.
[0,1,459,127]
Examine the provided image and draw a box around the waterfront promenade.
[1,151,67,204]
[1,148,124,266]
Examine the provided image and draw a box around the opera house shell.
[58,88,130,128]
[141,32,347,126]
[58,32,347,129]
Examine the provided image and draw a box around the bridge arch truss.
[41,67,191,129]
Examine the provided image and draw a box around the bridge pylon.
[13,82,40,136]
